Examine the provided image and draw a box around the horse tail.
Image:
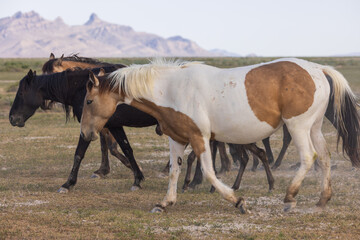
[322,66,360,167]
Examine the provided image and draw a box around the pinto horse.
[80,58,360,213]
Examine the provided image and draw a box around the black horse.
[9,67,156,192]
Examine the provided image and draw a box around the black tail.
[323,69,360,167]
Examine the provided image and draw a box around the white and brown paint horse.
[80,58,360,213]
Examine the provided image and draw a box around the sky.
[1,0,359,56]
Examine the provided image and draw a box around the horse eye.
[87,100,93,105]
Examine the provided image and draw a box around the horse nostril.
[9,115,14,123]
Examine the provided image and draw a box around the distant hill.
[0,11,230,58]
[210,49,241,57]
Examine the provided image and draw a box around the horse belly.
[212,120,279,144]
[207,92,281,144]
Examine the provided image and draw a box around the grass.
[1,57,360,239]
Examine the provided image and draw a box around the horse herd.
[8,54,360,214]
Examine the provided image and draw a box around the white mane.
[109,58,202,101]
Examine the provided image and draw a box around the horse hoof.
[57,187,69,194]
[283,202,297,212]
[130,185,140,191]
[150,205,165,213]
[90,173,101,179]
[235,198,247,214]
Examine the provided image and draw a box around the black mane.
[35,71,73,121]
[62,54,113,65]
[48,66,121,121]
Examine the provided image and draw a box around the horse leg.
[188,158,203,189]
[210,141,230,192]
[251,153,259,172]
[105,130,132,169]
[198,137,247,213]
[228,143,240,166]
[262,137,274,165]
[58,135,90,193]
[311,120,332,208]
[108,127,144,191]
[151,138,185,213]
[246,144,275,191]
[272,125,292,170]
[283,125,317,212]
[91,130,111,178]
[210,140,218,174]
[182,151,196,191]
[162,160,170,174]
[232,145,249,190]
[218,142,231,174]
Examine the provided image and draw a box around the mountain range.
[0,11,236,58]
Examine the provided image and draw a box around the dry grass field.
[0,57,360,239]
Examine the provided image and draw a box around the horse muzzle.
[9,115,25,127]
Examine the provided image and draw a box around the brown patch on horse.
[245,61,315,128]
[130,99,206,157]
[53,62,101,73]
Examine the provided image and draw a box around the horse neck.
[38,72,69,104]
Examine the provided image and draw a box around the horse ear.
[49,53,55,59]
[55,54,64,65]
[88,71,99,89]
[26,69,34,84]
[98,68,105,77]
[27,69,33,78]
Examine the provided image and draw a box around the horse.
[80,58,360,213]
[42,53,135,180]
[9,67,155,192]
[43,53,274,192]
[42,53,125,74]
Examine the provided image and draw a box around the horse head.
[80,69,121,141]
[9,69,46,127]
[42,53,65,74]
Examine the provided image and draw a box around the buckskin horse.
[80,58,360,213]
